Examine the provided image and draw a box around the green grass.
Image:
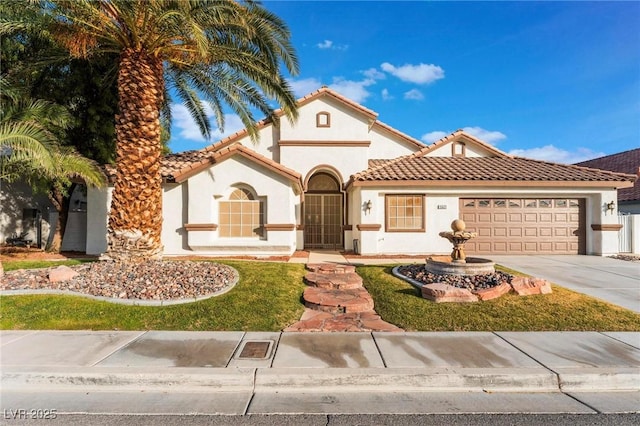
[358,265,640,331]
[0,261,307,331]
[2,260,639,331]
[3,259,88,271]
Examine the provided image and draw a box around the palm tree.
[0,77,105,277]
[44,0,299,261]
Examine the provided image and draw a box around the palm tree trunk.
[106,48,164,261]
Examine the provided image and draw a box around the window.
[386,195,424,232]
[452,141,466,157]
[316,111,330,127]
[219,188,263,238]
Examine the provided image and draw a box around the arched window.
[219,188,264,238]
[316,111,330,128]
[307,173,340,192]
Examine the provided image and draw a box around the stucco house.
[86,87,636,257]
[575,148,640,214]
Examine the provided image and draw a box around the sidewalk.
[1,330,639,415]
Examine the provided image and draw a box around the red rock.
[304,272,363,290]
[473,282,512,301]
[421,283,479,303]
[48,265,79,283]
[303,286,374,313]
[510,277,553,296]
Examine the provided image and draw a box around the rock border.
[0,266,240,307]
[392,265,552,303]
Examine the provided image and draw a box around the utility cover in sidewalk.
[236,340,273,359]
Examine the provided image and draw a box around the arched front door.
[304,172,343,249]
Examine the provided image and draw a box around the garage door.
[460,198,585,254]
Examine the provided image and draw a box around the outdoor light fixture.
[606,201,615,212]
[365,200,372,213]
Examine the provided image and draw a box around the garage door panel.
[493,242,508,252]
[460,198,584,255]
[539,227,552,237]
[493,227,507,237]
[478,213,491,222]
[539,213,552,222]
[493,213,507,222]
[554,228,568,237]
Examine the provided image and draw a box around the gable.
[416,130,509,158]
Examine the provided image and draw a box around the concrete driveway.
[490,255,640,313]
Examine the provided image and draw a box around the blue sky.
[168,1,640,164]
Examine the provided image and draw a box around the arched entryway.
[304,172,344,249]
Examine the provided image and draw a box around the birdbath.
[438,219,477,263]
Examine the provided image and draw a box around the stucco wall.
[350,185,620,256]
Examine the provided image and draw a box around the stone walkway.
[284,263,403,332]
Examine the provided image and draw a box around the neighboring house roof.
[350,156,636,188]
[574,148,640,203]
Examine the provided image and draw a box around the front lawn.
[2,260,639,331]
[358,265,640,331]
[0,261,307,331]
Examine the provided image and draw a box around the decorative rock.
[473,282,512,301]
[303,286,374,313]
[306,264,356,274]
[510,277,553,296]
[304,272,363,290]
[48,265,80,283]
[421,283,479,303]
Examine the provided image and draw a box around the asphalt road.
[4,413,640,426]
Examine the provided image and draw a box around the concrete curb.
[1,367,255,391]
[254,367,560,393]
[557,368,640,392]
[8,366,633,393]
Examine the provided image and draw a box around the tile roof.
[104,143,303,191]
[351,156,636,188]
[574,148,640,202]
[413,130,510,158]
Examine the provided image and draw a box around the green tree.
[41,0,299,261]
[0,77,106,252]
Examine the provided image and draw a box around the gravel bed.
[396,264,512,291]
[1,260,237,301]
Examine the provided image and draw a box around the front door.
[304,194,343,249]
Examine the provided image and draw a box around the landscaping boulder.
[421,283,479,303]
[48,265,79,283]
[510,277,552,296]
[473,282,512,301]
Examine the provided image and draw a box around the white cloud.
[462,126,507,144]
[172,103,244,143]
[421,127,506,144]
[421,131,448,143]
[329,78,375,103]
[381,62,445,84]
[381,88,393,100]
[404,89,424,100]
[363,68,386,80]
[508,145,606,164]
[289,78,323,97]
[317,39,348,51]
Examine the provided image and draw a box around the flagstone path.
[284,263,403,332]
